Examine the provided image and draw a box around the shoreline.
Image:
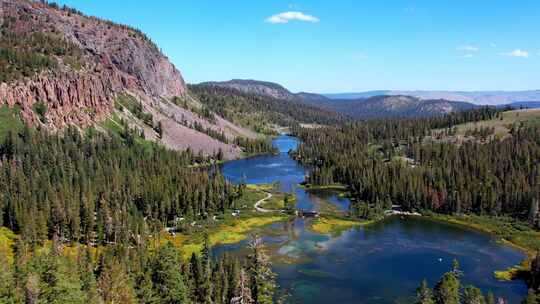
[422,213,539,281]
[423,214,538,257]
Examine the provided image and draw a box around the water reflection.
[217,135,527,303]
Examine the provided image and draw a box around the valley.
[0,1,539,304]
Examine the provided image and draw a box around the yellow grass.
[0,227,17,264]
[165,216,287,259]
[245,184,274,191]
[494,260,528,281]
[434,108,540,139]
[309,217,366,235]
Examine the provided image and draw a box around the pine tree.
[78,247,102,304]
[416,279,435,304]
[25,273,40,304]
[523,289,539,304]
[433,272,460,304]
[0,251,18,303]
[231,269,253,304]
[486,292,495,304]
[32,253,86,304]
[97,260,136,304]
[151,242,188,304]
[134,271,158,304]
[200,235,213,304]
[248,236,276,304]
[463,285,486,304]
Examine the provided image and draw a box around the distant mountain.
[314,95,477,119]
[198,79,333,103]
[199,79,299,101]
[503,101,540,109]
[295,92,331,102]
[324,90,540,105]
[201,79,479,119]
[190,83,347,127]
[324,91,391,100]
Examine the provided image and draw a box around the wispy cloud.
[456,45,479,52]
[500,49,529,58]
[266,11,319,24]
[462,54,474,58]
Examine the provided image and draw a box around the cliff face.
[0,0,257,158]
[0,0,185,128]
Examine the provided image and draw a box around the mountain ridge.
[200,79,479,118]
[0,0,263,159]
[324,90,540,105]
[201,80,540,106]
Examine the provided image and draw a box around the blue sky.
[57,1,539,93]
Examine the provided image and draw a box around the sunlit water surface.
[218,135,527,303]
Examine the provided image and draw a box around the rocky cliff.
[0,0,255,158]
[0,0,184,127]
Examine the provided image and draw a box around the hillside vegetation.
[190,84,347,134]
[430,108,540,143]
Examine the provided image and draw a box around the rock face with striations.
[0,0,186,128]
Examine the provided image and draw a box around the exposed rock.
[0,0,185,127]
[0,0,254,158]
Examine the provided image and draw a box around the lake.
[218,135,527,303]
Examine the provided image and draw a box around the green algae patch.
[170,215,287,259]
[494,260,529,281]
[209,216,286,245]
[309,217,367,235]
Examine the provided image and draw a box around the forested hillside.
[1,1,539,304]
[309,95,478,119]
[0,124,278,303]
[292,107,540,220]
[190,84,347,133]
[198,79,480,119]
[0,0,276,159]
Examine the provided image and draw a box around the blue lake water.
[218,135,527,303]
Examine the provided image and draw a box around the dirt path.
[254,192,275,213]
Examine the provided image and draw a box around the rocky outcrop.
[0,68,125,128]
[0,0,186,128]
[0,0,259,159]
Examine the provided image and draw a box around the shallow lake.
[218,135,527,303]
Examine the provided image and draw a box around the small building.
[300,210,320,218]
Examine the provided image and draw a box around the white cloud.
[266,11,319,24]
[462,54,474,58]
[500,49,529,58]
[457,45,479,52]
